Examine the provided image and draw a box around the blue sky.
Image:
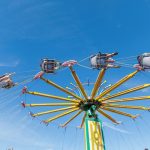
[1,0,150,150]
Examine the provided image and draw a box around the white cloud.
[103,122,131,134]
[0,60,20,67]
[0,116,53,150]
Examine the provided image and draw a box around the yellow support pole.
[40,76,83,101]
[26,91,80,103]
[97,109,119,124]
[79,112,86,128]
[91,68,106,99]
[96,70,139,100]
[104,104,150,110]
[101,84,150,101]
[102,107,139,119]
[69,66,88,100]
[32,106,78,117]
[44,107,79,123]
[104,96,150,103]
[25,103,79,107]
[61,110,83,127]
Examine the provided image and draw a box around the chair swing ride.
[1,52,150,150]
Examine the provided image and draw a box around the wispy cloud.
[0,118,53,150]
[0,60,20,67]
[141,88,150,93]
[103,122,131,134]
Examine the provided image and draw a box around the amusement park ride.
[1,52,150,150]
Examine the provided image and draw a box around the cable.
[15,69,39,75]
[78,55,91,63]
[115,61,134,66]
[115,56,137,61]
[77,63,93,70]
[61,127,67,150]
[132,120,145,148]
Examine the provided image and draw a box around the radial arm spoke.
[40,76,83,101]
[97,109,119,124]
[26,91,80,103]
[101,84,150,101]
[104,96,150,103]
[43,108,79,123]
[102,107,139,119]
[69,66,88,100]
[61,110,83,127]
[91,68,106,99]
[104,104,150,110]
[25,103,79,107]
[32,106,78,117]
[79,112,86,128]
[96,70,139,100]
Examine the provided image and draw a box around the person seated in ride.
[134,53,150,71]
[0,77,16,89]
[90,52,119,69]
[41,59,61,73]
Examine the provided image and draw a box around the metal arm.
[61,110,83,127]
[69,66,88,100]
[97,109,119,124]
[101,84,150,101]
[104,96,150,103]
[91,68,106,99]
[25,103,79,107]
[40,76,83,101]
[96,70,139,100]
[104,104,150,110]
[102,107,139,119]
[79,112,86,128]
[26,91,80,103]
[43,107,79,123]
[32,106,78,117]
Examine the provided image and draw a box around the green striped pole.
[84,113,106,150]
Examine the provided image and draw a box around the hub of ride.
[79,98,102,118]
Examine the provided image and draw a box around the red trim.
[21,101,26,108]
[34,71,44,79]
[22,86,27,94]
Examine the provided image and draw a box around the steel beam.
[101,84,150,101]
[91,68,106,99]
[96,70,138,100]
[44,107,79,123]
[40,76,83,101]
[104,96,150,103]
[69,66,88,100]
[32,106,78,117]
[97,109,119,124]
[25,103,79,107]
[26,91,80,103]
[61,110,82,127]
[102,107,139,119]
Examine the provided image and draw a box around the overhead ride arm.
[101,84,150,101]
[40,76,83,101]
[61,110,83,127]
[102,107,139,119]
[91,68,106,99]
[104,104,150,110]
[24,103,79,107]
[79,112,86,128]
[97,109,119,124]
[43,107,79,123]
[26,91,80,103]
[96,70,139,100]
[69,66,88,100]
[104,96,150,103]
[32,106,78,117]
